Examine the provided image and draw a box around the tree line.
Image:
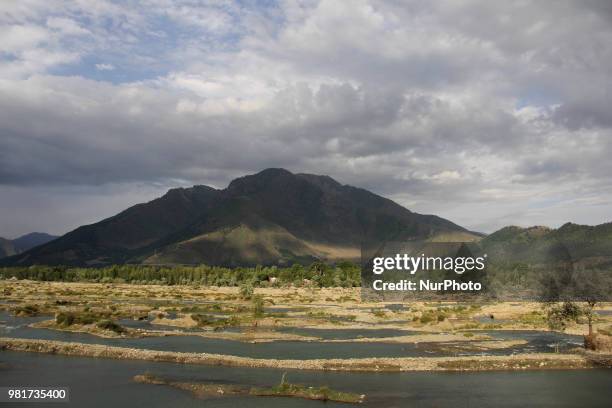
[0,262,361,287]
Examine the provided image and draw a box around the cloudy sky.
[1,0,612,238]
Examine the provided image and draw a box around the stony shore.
[0,337,602,372]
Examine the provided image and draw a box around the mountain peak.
[226,168,346,196]
[225,168,293,192]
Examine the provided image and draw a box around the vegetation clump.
[418,309,447,324]
[239,282,254,299]
[251,373,364,403]
[96,319,126,334]
[546,302,581,332]
[371,309,387,318]
[56,311,96,326]
[519,310,546,326]
[133,372,365,404]
[252,295,265,318]
[13,304,40,317]
[190,313,239,328]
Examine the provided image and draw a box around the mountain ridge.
[2,168,476,267]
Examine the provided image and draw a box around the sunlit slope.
[144,222,360,266]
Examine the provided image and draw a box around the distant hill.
[0,232,58,259]
[2,168,478,267]
[481,222,612,267]
[12,232,58,253]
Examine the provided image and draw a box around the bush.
[96,319,126,334]
[191,313,217,326]
[418,310,446,324]
[13,304,39,317]
[419,313,434,324]
[55,312,75,326]
[239,282,254,300]
[55,311,103,326]
[546,302,581,331]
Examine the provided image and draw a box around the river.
[1,351,610,407]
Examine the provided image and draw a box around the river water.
[0,312,585,358]
[1,311,610,407]
[1,351,610,407]
[0,312,583,359]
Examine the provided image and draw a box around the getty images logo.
[372,253,488,275]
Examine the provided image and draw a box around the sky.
[1,0,612,238]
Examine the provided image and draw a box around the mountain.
[2,168,478,267]
[0,233,58,259]
[12,232,58,253]
[481,222,612,267]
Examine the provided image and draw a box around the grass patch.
[519,311,546,326]
[191,313,240,328]
[438,358,589,371]
[250,374,364,403]
[306,311,356,324]
[96,319,126,334]
[134,372,364,404]
[419,310,447,324]
[55,311,110,326]
[251,383,363,403]
[13,304,40,317]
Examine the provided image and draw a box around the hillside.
[2,168,477,267]
[481,222,612,267]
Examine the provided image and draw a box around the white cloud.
[1,0,612,236]
[46,17,90,36]
[95,63,115,71]
[0,24,48,53]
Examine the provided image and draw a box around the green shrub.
[239,282,254,300]
[419,310,446,324]
[96,319,126,334]
[55,312,75,326]
[55,311,104,326]
[13,304,39,317]
[191,313,217,326]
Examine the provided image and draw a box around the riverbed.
[0,311,584,358]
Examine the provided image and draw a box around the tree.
[546,302,581,332]
[537,244,611,338]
